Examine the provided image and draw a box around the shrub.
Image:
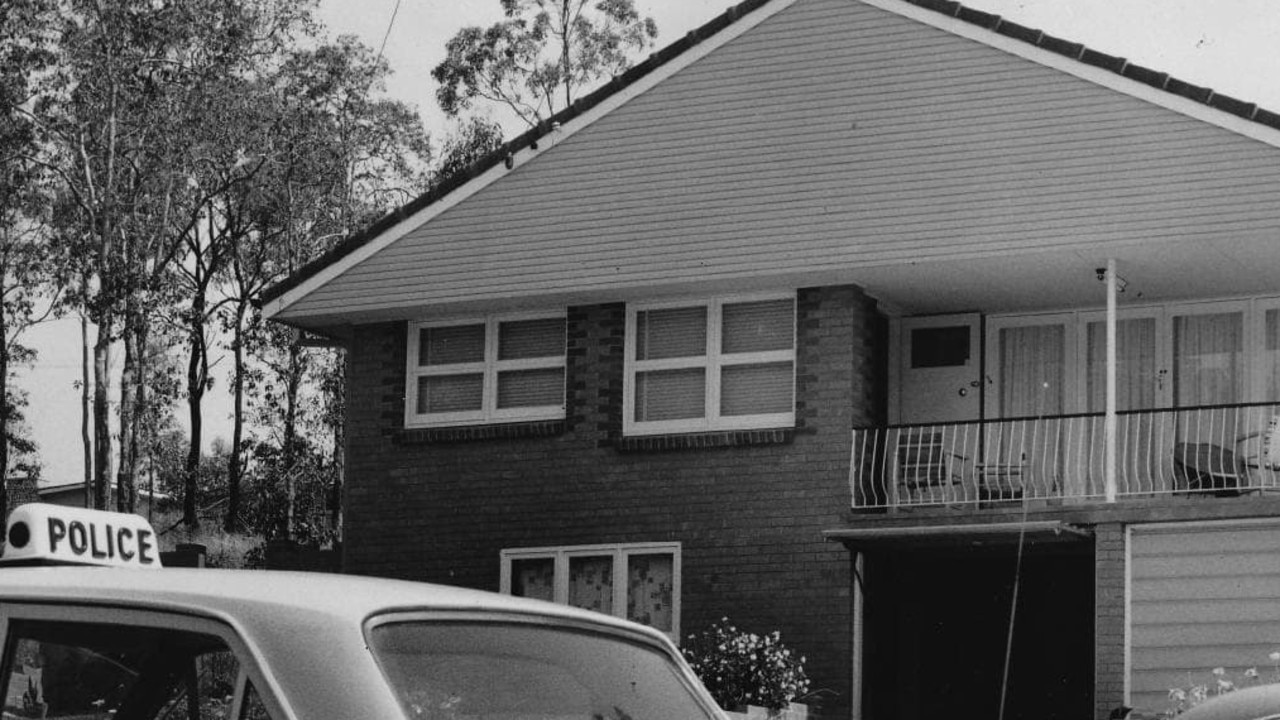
[682,618,810,711]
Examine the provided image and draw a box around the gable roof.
[263,0,1280,327]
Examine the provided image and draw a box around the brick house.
[263,0,1280,718]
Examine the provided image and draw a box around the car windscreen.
[368,620,718,720]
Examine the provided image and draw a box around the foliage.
[0,0,59,511]
[432,0,657,127]
[1165,652,1280,716]
[682,618,810,711]
[155,508,264,569]
[237,436,338,546]
[435,116,506,185]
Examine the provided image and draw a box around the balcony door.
[896,314,982,425]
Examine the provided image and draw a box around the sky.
[20,0,1280,487]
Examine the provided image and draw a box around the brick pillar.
[1094,522,1127,719]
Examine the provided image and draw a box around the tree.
[0,0,59,512]
[220,37,430,535]
[26,0,314,517]
[432,0,657,128]
[434,116,505,184]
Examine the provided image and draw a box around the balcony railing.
[850,402,1280,509]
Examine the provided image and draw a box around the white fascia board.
[263,0,801,322]
[856,0,1280,150]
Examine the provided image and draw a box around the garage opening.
[859,542,1094,719]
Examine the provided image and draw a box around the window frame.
[498,542,682,641]
[623,293,796,436]
[0,605,288,720]
[405,311,567,428]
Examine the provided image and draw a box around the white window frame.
[405,311,566,428]
[623,293,796,435]
[499,542,682,640]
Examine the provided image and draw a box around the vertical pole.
[851,552,865,719]
[1105,258,1118,502]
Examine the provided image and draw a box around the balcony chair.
[1173,441,1244,495]
[978,452,1027,503]
[895,432,967,504]
[1173,416,1280,495]
[1239,415,1280,490]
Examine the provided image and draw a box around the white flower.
[1271,651,1280,662]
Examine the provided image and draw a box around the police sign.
[3,503,161,568]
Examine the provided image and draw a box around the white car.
[0,503,725,720]
[1174,686,1280,720]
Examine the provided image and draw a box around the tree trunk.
[330,351,345,537]
[81,312,92,507]
[224,303,246,532]
[132,322,149,512]
[115,310,137,513]
[92,314,114,510]
[183,295,207,530]
[0,281,9,517]
[282,341,302,539]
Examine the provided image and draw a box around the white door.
[897,314,982,424]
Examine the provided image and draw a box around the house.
[261,0,1280,717]
[33,481,169,519]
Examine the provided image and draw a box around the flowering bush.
[1166,652,1280,716]
[682,618,810,711]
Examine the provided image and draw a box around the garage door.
[1130,521,1280,712]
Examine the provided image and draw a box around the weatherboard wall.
[1129,521,1280,712]
[280,0,1280,324]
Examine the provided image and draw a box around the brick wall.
[343,284,886,719]
[1094,522,1126,720]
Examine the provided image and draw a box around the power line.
[377,0,402,60]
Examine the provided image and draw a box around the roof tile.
[994,19,1042,45]
[1080,48,1127,74]
[906,0,962,16]
[1036,34,1084,60]
[1121,63,1169,90]
[1164,77,1213,104]
[1254,108,1280,131]
[955,6,1000,29]
[1208,92,1257,120]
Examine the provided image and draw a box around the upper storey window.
[406,314,566,427]
[624,294,796,435]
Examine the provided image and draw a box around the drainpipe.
[1105,258,1118,502]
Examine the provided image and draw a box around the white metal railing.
[850,402,1280,509]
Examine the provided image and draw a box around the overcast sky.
[22,0,1280,487]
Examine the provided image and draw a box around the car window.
[1,619,274,720]
[369,621,717,720]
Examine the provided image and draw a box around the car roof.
[0,565,650,634]
[1177,684,1280,720]
[0,566,679,720]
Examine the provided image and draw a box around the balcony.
[850,402,1280,509]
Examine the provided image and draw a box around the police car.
[0,504,725,720]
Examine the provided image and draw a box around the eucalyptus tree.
[432,0,658,128]
[221,37,431,536]
[0,0,59,512]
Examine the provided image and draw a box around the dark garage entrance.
[856,536,1094,719]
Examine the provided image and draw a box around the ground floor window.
[500,542,680,640]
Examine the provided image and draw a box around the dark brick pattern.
[1094,523,1126,720]
[342,284,887,720]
